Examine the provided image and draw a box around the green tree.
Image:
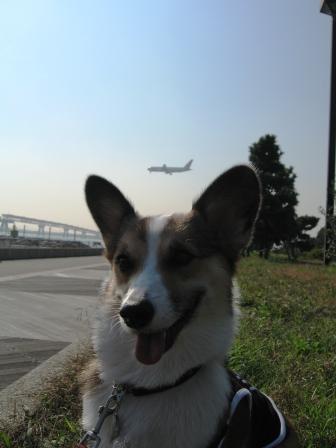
[249,134,298,258]
[286,215,319,260]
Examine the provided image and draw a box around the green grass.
[232,256,336,448]
[2,256,335,447]
[0,353,83,448]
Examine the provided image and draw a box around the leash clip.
[78,383,126,448]
[78,430,101,448]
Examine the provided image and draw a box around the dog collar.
[130,365,202,396]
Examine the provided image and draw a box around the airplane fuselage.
[147,160,193,175]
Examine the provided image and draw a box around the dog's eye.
[115,254,134,274]
[169,249,194,267]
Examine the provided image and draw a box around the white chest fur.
[82,362,230,448]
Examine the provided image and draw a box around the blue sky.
[0,0,331,231]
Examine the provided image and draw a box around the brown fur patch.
[160,212,239,274]
[108,217,148,284]
[160,212,217,259]
[157,214,233,313]
[163,256,232,314]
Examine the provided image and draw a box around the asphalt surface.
[0,256,109,390]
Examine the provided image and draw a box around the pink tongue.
[135,331,166,365]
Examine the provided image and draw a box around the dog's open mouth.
[135,291,203,365]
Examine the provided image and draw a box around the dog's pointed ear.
[192,165,261,261]
[85,175,136,254]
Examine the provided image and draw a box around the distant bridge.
[0,214,102,245]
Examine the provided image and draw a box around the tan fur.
[160,254,233,315]
[112,219,148,283]
[106,217,147,258]
[159,212,219,259]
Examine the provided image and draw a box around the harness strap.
[218,389,252,448]
[216,372,287,448]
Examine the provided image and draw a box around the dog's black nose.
[120,300,154,329]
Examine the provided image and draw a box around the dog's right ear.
[85,175,136,255]
[192,165,261,263]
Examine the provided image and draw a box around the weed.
[0,432,12,448]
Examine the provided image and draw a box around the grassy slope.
[233,256,336,448]
[2,256,335,447]
[0,353,84,448]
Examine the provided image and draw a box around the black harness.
[214,371,287,448]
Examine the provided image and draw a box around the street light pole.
[321,0,336,264]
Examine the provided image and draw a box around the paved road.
[0,256,109,390]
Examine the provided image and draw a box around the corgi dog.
[81,165,299,448]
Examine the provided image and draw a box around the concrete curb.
[0,334,91,431]
[0,248,102,261]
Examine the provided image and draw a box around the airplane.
[147,159,193,175]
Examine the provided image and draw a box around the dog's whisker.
[109,318,122,333]
[109,307,121,314]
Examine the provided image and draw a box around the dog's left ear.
[85,175,136,255]
[193,165,261,261]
